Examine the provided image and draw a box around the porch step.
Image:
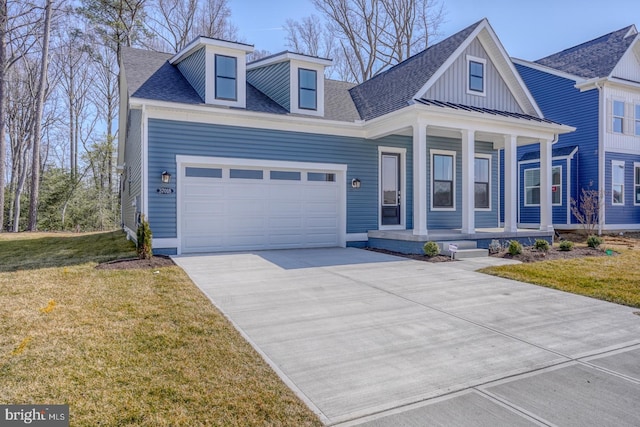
[451,248,489,259]
[438,240,478,256]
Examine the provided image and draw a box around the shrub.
[136,214,153,260]
[423,241,440,257]
[558,240,574,251]
[508,240,523,256]
[488,239,502,254]
[587,235,603,249]
[534,239,550,252]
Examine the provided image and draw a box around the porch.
[367,228,554,255]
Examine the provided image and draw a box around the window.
[432,153,454,208]
[185,167,222,178]
[270,171,301,181]
[298,68,317,110]
[612,160,625,205]
[308,172,335,182]
[215,55,237,100]
[524,166,561,206]
[613,100,624,133]
[474,157,490,209]
[635,164,640,204]
[467,57,485,94]
[230,169,263,179]
[635,104,640,136]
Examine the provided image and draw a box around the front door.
[381,153,401,226]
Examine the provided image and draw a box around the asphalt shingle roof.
[348,20,483,121]
[535,26,637,79]
[519,145,579,161]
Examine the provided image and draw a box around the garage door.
[179,158,345,253]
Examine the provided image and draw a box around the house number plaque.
[157,187,174,194]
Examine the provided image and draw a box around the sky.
[230,0,639,61]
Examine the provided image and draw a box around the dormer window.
[298,68,317,110]
[467,55,486,96]
[215,55,237,101]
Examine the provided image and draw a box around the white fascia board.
[575,76,608,92]
[130,97,365,138]
[170,37,254,64]
[247,52,332,70]
[511,57,584,83]
[412,19,487,101]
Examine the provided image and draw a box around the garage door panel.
[181,161,343,253]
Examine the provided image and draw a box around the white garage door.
[179,158,345,253]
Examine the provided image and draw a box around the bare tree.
[570,184,603,237]
[193,0,237,41]
[144,0,197,52]
[288,0,445,83]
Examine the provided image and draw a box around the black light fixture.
[161,170,171,183]
[351,178,361,189]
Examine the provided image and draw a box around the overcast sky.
[230,0,639,61]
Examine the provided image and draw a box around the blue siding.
[604,153,640,224]
[176,47,206,101]
[426,136,499,230]
[519,159,570,224]
[247,62,290,110]
[147,119,413,238]
[122,109,142,231]
[515,63,599,219]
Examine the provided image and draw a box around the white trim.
[247,51,332,70]
[517,146,579,165]
[175,155,347,255]
[466,55,487,97]
[430,149,457,211]
[346,233,368,242]
[474,153,492,211]
[521,165,562,207]
[611,98,626,134]
[123,225,136,242]
[169,36,254,65]
[634,162,640,206]
[141,106,149,219]
[611,159,625,206]
[602,223,640,231]
[567,156,572,224]
[153,238,179,248]
[510,57,584,83]
[290,60,325,117]
[378,146,407,230]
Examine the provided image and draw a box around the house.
[117,18,573,255]
[513,25,640,232]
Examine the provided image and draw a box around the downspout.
[595,81,604,235]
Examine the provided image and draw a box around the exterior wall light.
[351,178,361,189]
[161,171,171,183]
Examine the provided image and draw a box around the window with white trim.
[215,55,237,100]
[613,100,624,133]
[298,68,317,110]
[612,160,625,205]
[635,164,640,205]
[467,56,486,95]
[432,152,455,209]
[524,166,561,206]
[474,157,490,209]
[635,104,640,136]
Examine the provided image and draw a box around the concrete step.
[452,248,489,259]
[438,241,477,256]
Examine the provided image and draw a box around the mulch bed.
[492,246,612,263]
[95,255,175,270]
[365,247,455,262]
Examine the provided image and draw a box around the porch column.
[539,138,554,232]
[413,121,428,235]
[503,135,518,232]
[461,129,475,234]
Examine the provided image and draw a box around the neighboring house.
[513,25,640,231]
[118,18,572,255]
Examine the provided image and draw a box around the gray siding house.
[118,19,573,255]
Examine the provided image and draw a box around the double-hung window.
[635,104,640,136]
[432,153,454,208]
[467,56,485,95]
[524,166,561,206]
[298,68,317,110]
[612,160,625,205]
[474,157,490,209]
[215,55,237,100]
[613,100,625,133]
[635,164,640,204]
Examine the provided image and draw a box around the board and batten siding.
[147,118,413,239]
[176,47,206,101]
[604,152,640,225]
[515,63,600,204]
[122,109,143,232]
[423,39,522,113]
[247,61,290,110]
[425,136,499,229]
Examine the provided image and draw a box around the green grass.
[0,231,321,426]
[480,249,640,308]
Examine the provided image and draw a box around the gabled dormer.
[170,37,254,108]
[246,52,332,117]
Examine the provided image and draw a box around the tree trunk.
[28,0,53,231]
[0,0,7,232]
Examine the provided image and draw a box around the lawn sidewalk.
[0,231,321,426]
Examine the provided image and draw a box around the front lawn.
[480,236,640,308]
[0,231,321,426]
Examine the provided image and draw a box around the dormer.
[170,37,254,108]
[247,52,332,117]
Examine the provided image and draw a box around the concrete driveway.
[173,248,640,426]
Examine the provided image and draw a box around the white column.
[503,135,518,232]
[539,139,554,232]
[461,129,475,234]
[413,121,428,235]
